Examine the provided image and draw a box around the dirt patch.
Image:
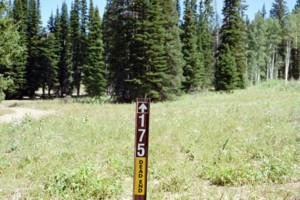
[0,107,55,124]
[0,108,15,116]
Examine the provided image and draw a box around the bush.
[44,165,122,199]
[0,75,13,102]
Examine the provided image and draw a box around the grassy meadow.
[1,80,300,199]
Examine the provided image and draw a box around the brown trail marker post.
[133,98,150,200]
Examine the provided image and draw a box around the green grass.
[1,80,300,199]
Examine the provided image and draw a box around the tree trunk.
[285,40,291,83]
[267,57,271,80]
[48,88,51,98]
[42,85,45,98]
[271,49,275,80]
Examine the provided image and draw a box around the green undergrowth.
[0,80,300,199]
[42,165,122,199]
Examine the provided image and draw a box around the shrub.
[44,165,122,199]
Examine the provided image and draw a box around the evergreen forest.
[1,0,300,102]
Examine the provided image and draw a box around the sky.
[41,0,106,27]
[41,0,297,27]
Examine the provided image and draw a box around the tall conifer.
[181,0,204,92]
[57,2,70,96]
[215,0,247,90]
[82,3,106,96]
[26,0,43,97]
[8,0,27,98]
[0,1,22,100]
[198,0,215,88]
[39,31,59,97]
[162,0,184,99]
[69,0,81,96]
[143,0,168,100]
[103,0,132,102]
[80,0,88,78]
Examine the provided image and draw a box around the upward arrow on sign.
[138,103,148,113]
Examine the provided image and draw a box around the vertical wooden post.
[133,98,150,200]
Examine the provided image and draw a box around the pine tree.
[290,4,300,80]
[262,3,267,19]
[215,0,247,90]
[297,45,300,79]
[69,0,81,96]
[82,3,106,97]
[181,0,204,92]
[234,0,247,88]
[215,44,237,90]
[103,0,133,102]
[143,0,168,100]
[270,0,288,28]
[176,0,181,19]
[57,2,70,96]
[270,0,289,79]
[39,31,59,97]
[285,10,300,81]
[79,0,88,82]
[37,13,60,97]
[26,0,43,97]
[198,0,215,88]
[128,0,152,100]
[0,1,22,100]
[104,0,184,102]
[7,0,27,98]
[161,0,184,99]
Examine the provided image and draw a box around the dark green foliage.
[290,46,300,80]
[143,0,168,100]
[103,0,131,102]
[26,0,43,97]
[39,31,59,97]
[215,44,237,91]
[36,13,60,97]
[57,2,70,96]
[162,0,184,99]
[176,0,181,19]
[82,3,106,97]
[128,0,168,100]
[68,0,90,97]
[0,2,22,100]
[5,0,27,98]
[104,0,183,102]
[298,45,300,79]
[270,0,288,79]
[215,0,247,90]
[198,0,215,88]
[8,0,299,100]
[79,0,88,90]
[69,0,81,96]
[181,0,204,92]
[289,8,300,80]
[0,76,13,102]
[127,0,150,100]
[270,0,288,28]
[262,3,267,19]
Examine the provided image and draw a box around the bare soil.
[0,103,55,124]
